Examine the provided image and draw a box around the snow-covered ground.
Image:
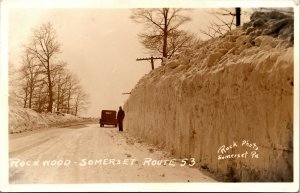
[9,124,216,183]
[9,106,91,134]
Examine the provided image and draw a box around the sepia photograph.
[0,0,299,192]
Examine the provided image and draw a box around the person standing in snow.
[117,106,125,132]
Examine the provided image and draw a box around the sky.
[5,1,257,118]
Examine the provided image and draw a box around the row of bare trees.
[18,22,88,116]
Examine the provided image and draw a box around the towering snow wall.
[124,11,294,181]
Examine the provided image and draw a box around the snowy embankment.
[9,106,94,134]
[124,11,294,182]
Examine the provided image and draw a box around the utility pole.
[136,56,163,70]
[122,92,131,95]
[235,7,241,27]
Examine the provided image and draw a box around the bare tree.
[52,65,81,114]
[167,30,195,58]
[52,62,67,112]
[72,85,89,117]
[200,8,242,38]
[18,49,41,108]
[65,72,79,114]
[9,62,23,106]
[26,22,61,112]
[131,8,192,59]
[34,82,48,113]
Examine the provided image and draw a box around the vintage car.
[99,110,117,127]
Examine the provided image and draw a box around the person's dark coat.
[117,107,125,131]
[117,109,125,121]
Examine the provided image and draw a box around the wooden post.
[236,7,241,27]
[150,56,154,70]
[136,56,163,71]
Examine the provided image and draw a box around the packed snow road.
[9,124,216,183]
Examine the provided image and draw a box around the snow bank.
[124,11,294,182]
[9,106,86,134]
